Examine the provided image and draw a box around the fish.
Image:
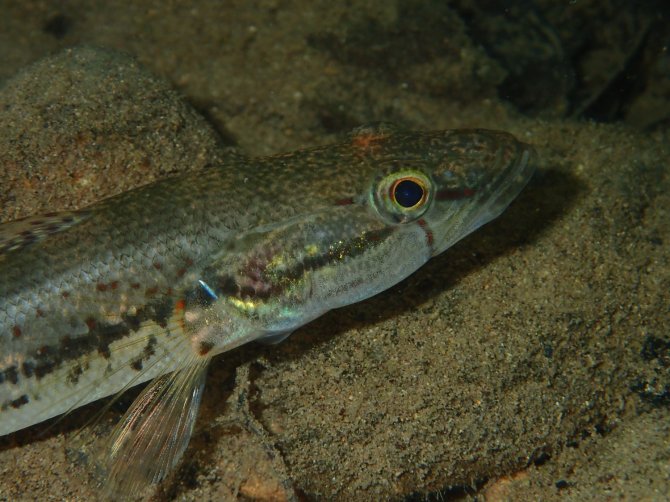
[0,123,535,497]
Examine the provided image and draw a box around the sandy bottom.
[0,2,668,501]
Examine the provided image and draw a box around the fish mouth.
[481,141,536,224]
[433,139,536,255]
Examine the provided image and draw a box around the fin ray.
[101,355,210,498]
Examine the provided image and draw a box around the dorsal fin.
[0,210,90,256]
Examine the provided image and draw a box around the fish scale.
[0,124,535,497]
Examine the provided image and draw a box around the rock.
[0,46,227,221]
[0,5,668,500]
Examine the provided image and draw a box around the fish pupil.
[393,179,424,208]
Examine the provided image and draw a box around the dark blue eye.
[392,178,425,208]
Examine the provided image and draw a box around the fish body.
[0,124,535,494]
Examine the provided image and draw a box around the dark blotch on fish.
[10,394,29,409]
[198,341,214,356]
[21,361,35,378]
[4,366,18,385]
[1,394,30,411]
[0,297,174,384]
[67,364,83,385]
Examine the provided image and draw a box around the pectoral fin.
[100,355,210,499]
[256,331,293,345]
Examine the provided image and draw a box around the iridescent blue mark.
[198,279,218,300]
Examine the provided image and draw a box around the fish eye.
[391,178,426,208]
[373,171,433,223]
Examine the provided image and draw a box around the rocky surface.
[0,2,668,501]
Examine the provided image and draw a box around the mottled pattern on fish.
[0,124,535,496]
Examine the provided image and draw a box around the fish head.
[365,128,536,257]
[189,126,536,340]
